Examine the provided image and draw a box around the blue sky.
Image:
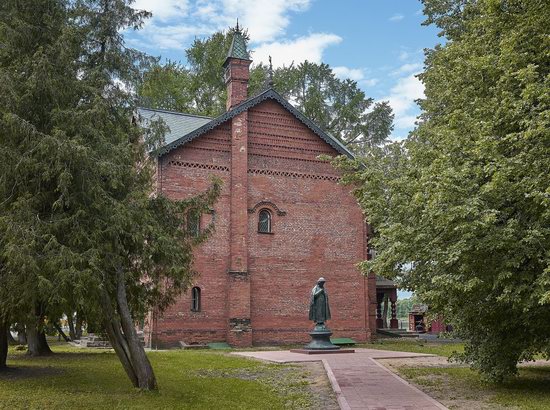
[126,0,442,141]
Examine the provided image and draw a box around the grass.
[365,338,550,409]
[361,337,464,358]
[0,343,315,410]
[399,365,550,410]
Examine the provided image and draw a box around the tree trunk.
[16,324,27,345]
[75,313,83,339]
[0,322,8,369]
[53,322,71,342]
[382,295,389,328]
[26,323,52,356]
[67,313,76,341]
[99,269,157,390]
[7,327,17,346]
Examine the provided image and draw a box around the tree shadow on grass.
[0,365,64,380]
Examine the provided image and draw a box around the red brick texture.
[225,59,251,110]
[145,56,374,348]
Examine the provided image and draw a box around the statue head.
[317,277,326,287]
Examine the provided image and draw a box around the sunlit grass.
[0,343,313,409]
[361,337,464,358]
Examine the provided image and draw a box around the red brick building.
[139,28,377,348]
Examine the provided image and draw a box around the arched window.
[191,287,201,312]
[258,209,272,233]
[187,210,200,237]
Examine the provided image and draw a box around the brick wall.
[151,99,373,348]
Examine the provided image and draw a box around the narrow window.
[258,209,272,233]
[191,287,201,312]
[187,210,200,237]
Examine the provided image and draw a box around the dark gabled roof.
[137,107,212,147]
[151,88,354,159]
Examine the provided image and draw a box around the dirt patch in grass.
[377,357,498,410]
[194,360,339,409]
[378,357,550,410]
[298,362,340,410]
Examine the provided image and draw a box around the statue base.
[304,324,340,350]
[290,348,355,355]
[290,326,355,354]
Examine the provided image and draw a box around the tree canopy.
[0,0,220,387]
[138,30,394,154]
[335,0,550,382]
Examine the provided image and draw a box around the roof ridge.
[138,106,212,120]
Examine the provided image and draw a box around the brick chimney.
[224,23,253,347]
[223,25,252,110]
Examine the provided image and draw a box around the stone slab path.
[234,349,448,410]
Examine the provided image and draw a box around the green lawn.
[0,343,315,409]
[399,365,550,410]
[361,337,464,358]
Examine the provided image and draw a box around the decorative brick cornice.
[167,160,229,172]
[248,201,287,216]
[248,168,340,182]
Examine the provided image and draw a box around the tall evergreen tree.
[335,0,550,381]
[0,0,220,389]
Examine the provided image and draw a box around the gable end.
[156,89,354,159]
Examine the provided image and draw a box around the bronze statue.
[309,277,331,326]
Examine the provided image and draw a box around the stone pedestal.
[305,324,339,350]
[290,325,355,355]
[305,330,340,350]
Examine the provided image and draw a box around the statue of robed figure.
[309,277,331,325]
[304,277,340,350]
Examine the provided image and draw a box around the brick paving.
[234,349,448,410]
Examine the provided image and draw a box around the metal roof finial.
[236,18,240,33]
[268,56,274,88]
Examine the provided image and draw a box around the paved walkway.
[234,349,448,410]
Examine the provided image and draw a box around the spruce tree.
[0,0,220,389]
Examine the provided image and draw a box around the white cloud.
[392,62,423,75]
[221,0,311,43]
[333,66,364,81]
[253,33,342,67]
[394,114,418,129]
[332,66,379,87]
[132,23,215,50]
[389,14,404,22]
[133,0,189,21]
[361,78,379,87]
[130,0,315,52]
[382,74,424,136]
[386,74,424,116]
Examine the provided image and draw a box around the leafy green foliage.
[275,61,394,154]
[0,0,220,381]
[138,31,394,153]
[335,0,550,382]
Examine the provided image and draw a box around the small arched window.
[191,287,201,312]
[258,209,272,233]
